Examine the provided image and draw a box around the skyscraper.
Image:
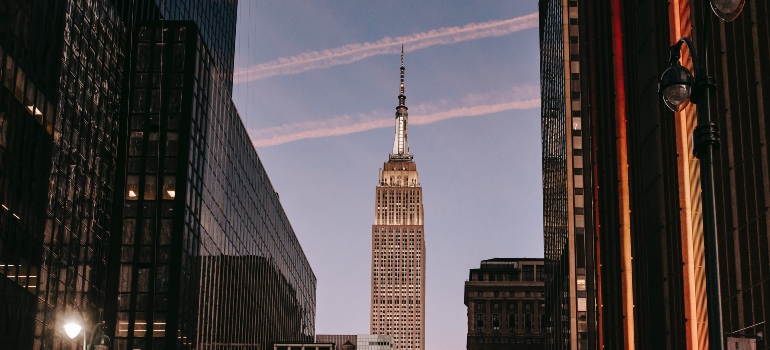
[1,1,127,348]
[107,19,316,350]
[370,48,426,350]
[2,0,317,349]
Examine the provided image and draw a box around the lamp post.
[63,312,111,350]
[658,1,747,349]
[657,0,746,348]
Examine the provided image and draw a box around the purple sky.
[231,2,542,349]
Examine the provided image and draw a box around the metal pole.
[691,3,724,348]
[692,72,724,350]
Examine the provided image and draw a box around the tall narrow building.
[370,48,426,350]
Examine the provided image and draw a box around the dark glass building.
[539,0,600,348]
[540,0,770,349]
[2,1,317,350]
[1,0,126,348]
[107,20,316,350]
[464,258,546,349]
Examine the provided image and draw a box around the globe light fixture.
[710,0,745,21]
[63,313,111,350]
[63,313,84,339]
[659,61,695,112]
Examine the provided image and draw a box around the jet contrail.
[234,12,538,83]
[248,86,540,147]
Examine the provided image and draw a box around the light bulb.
[710,0,745,21]
[63,313,84,339]
[64,322,82,339]
[662,84,692,112]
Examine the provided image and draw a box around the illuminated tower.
[370,47,426,350]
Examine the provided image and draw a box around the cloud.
[234,12,538,83]
[249,86,540,147]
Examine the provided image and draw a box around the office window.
[523,265,534,281]
[525,314,532,333]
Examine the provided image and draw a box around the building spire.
[391,44,412,161]
[399,44,405,100]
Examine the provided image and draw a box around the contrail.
[248,86,540,147]
[234,12,538,83]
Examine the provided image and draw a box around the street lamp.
[63,312,111,350]
[658,17,724,350]
[710,0,745,21]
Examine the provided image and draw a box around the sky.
[231,2,542,349]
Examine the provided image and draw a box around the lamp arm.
[89,321,106,348]
[669,37,700,70]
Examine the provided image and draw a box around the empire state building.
[370,48,426,350]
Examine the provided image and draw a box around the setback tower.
[370,48,426,350]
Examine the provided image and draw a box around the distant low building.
[316,335,357,349]
[274,343,334,350]
[314,334,392,350]
[357,334,393,350]
[464,258,545,350]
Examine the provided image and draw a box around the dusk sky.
[231,2,542,349]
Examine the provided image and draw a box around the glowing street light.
[63,313,83,339]
[62,312,111,350]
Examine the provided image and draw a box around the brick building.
[464,258,546,349]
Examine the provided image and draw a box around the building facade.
[1,1,318,349]
[357,334,394,350]
[316,334,358,349]
[540,0,770,349]
[107,20,316,350]
[0,0,128,348]
[274,343,334,350]
[465,258,546,350]
[370,50,426,350]
[539,0,600,348]
[316,334,393,350]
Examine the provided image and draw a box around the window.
[523,265,534,281]
[129,132,143,155]
[494,291,499,298]
[162,176,175,199]
[476,314,484,330]
[492,314,500,330]
[525,314,532,333]
[165,132,178,156]
[508,314,517,331]
[126,176,139,200]
[144,175,157,200]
